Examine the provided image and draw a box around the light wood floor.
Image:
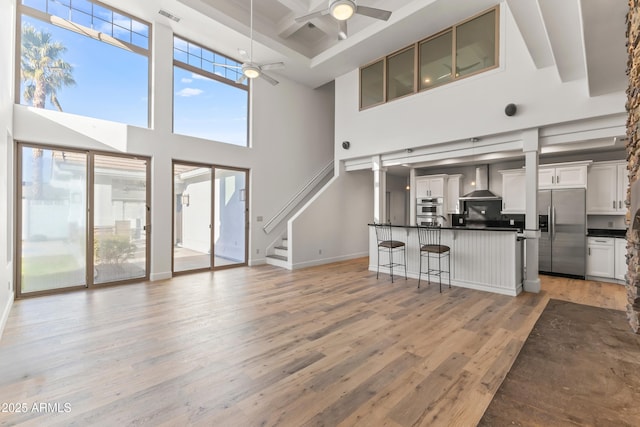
[0,258,627,426]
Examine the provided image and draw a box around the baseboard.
[0,290,14,342]
[150,272,172,281]
[292,251,368,270]
[249,258,266,266]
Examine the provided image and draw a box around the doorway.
[172,161,248,273]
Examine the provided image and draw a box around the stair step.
[274,246,288,257]
[266,254,289,269]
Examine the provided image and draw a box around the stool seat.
[420,244,450,253]
[417,226,451,292]
[374,224,407,283]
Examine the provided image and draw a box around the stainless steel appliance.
[538,188,586,277]
[417,197,445,226]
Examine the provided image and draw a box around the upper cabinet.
[416,175,447,198]
[446,175,463,214]
[539,162,588,189]
[499,169,526,214]
[587,161,628,215]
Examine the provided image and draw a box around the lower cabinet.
[615,238,627,281]
[586,236,626,283]
[586,237,615,278]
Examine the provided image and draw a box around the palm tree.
[20,23,75,198]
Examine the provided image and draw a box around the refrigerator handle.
[547,206,552,240]
[551,206,556,240]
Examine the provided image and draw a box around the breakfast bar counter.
[368,225,524,296]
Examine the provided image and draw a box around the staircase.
[266,237,289,268]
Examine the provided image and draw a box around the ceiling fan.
[295,0,392,40]
[213,0,284,85]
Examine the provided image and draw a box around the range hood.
[459,165,501,200]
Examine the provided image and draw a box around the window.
[387,46,415,101]
[359,6,499,109]
[360,60,384,109]
[173,36,249,147]
[17,0,150,127]
[419,30,453,90]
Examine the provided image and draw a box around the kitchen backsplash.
[587,215,627,230]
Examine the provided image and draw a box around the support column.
[409,168,416,226]
[523,128,541,293]
[372,155,387,223]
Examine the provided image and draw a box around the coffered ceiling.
[107,0,628,92]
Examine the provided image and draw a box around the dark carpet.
[478,299,640,427]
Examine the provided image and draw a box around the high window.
[173,36,249,147]
[360,6,499,110]
[17,0,151,127]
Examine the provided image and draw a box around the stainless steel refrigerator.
[538,189,586,277]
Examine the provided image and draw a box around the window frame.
[15,0,152,127]
[359,5,499,110]
[172,34,250,147]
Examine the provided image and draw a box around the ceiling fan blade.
[236,75,247,84]
[355,6,392,21]
[295,9,329,23]
[259,72,279,86]
[212,62,242,69]
[260,62,285,71]
[338,20,348,40]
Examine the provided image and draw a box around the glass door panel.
[93,154,148,284]
[19,146,87,294]
[214,168,247,267]
[173,163,212,272]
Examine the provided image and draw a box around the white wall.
[10,18,334,281]
[289,167,373,269]
[0,0,16,338]
[334,4,626,161]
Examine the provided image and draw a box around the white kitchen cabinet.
[499,169,526,214]
[586,161,627,214]
[416,175,446,198]
[539,162,588,189]
[587,237,615,278]
[446,174,462,214]
[615,238,627,281]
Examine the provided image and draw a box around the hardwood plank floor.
[0,258,627,426]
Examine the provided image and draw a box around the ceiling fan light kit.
[242,64,260,79]
[331,0,356,20]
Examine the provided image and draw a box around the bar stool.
[374,223,407,283]
[417,225,451,292]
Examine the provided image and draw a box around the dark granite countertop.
[368,224,520,232]
[587,228,627,238]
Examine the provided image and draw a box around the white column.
[409,168,416,225]
[372,155,387,223]
[523,128,541,293]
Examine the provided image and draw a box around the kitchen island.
[369,225,524,296]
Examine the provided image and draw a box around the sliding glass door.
[17,144,150,297]
[18,146,88,294]
[93,154,149,284]
[173,163,212,272]
[214,168,247,267]
[173,162,247,274]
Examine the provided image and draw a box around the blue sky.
[20,12,248,146]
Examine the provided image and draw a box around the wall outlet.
[318,249,322,255]
[608,221,613,228]
[510,219,515,226]
[256,216,263,222]
[458,217,464,224]
[256,249,260,254]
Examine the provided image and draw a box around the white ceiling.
[105,0,628,91]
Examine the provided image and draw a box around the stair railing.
[262,160,334,234]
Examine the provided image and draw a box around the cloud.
[176,88,203,97]
[191,73,210,80]
[181,78,193,83]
